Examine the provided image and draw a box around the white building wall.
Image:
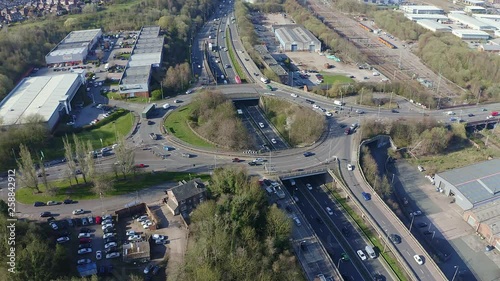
[434,174,474,210]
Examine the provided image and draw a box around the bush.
[151,89,162,101]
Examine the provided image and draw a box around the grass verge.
[320,73,354,85]
[102,91,150,103]
[325,181,408,281]
[226,29,247,83]
[17,171,211,204]
[164,105,215,148]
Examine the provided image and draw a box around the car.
[72,209,85,215]
[34,201,46,207]
[357,250,367,261]
[149,133,157,140]
[47,201,58,206]
[417,222,428,228]
[106,252,120,259]
[79,243,92,249]
[80,228,92,233]
[81,217,88,226]
[47,217,56,223]
[347,164,354,171]
[136,215,148,222]
[78,233,91,239]
[468,113,474,117]
[104,242,117,249]
[174,99,181,103]
[128,235,142,241]
[40,212,52,217]
[102,219,113,225]
[356,109,364,114]
[391,109,399,113]
[103,228,115,234]
[293,217,301,227]
[152,234,166,241]
[77,258,92,265]
[102,214,113,220]
[103,232,116,239]
[290,93,298,98]
[152,265,161,275]
[362,192,371,201]
[423,230,432,235]
[232,158,240,163]
[143,221,153,228]
[413,254,424,265]
[271,138,277,144]
[186,89,193,94]
[78,248,92,255]
[306,183,313,190]
[79,238,92,244]
[147,120,154,125]
[144,263,154,274]
[389,234,401,244]
[326,207,334,215]
[56,237,70,244]
[155,239,168,244]
[325,111,332,117]
[87,217,94,224]
[102,223,113,230]
[410,210,423,216]
[248,161,257,166]
[258,122,264,128]
[341,252,350,261]
[49,222,58,230]
[135,163,148,168]
[126,230,137,236]
[303,152,314,157]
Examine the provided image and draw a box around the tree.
[37,157,54,196]
[63,136,79,184]
[73,135,92,184]
[16,144,39,193]
[85,140,96,181]
[91,175,113,196]
[151,89,162,100]
[114,136,135,179]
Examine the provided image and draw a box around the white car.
[306,183,313,191]
[326,207,334,215]
[347,164,354,171]
[50,222,58,230]
[258,122,264,128]
[290,93,298,98]
[78,248,92,255]
[102,224,113,230]
[78,233,91,238]
[56,237,70,244]
[96,250,102,260]
[312,104,319,109]
[271,138,277,144]
[103,232,116,239]
[104,242,117,249]
[87,217,94,224]
[293,217,302,227]
[106,252,120,259]
[357,250,367,261]
[72,209,85,215]
[77,258,91,265]
[356,109,364,114]
[126,230,137,236]
[413,255,424,265]
[128,235,142,241]
[155,239,168,245]
[137,215,148,222]
[325,112,332,117]
[152,234,166,240]
[102,219,113,225]
[143,221,153,228]
[102,214,113,220]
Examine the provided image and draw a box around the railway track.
[306,0,463,103]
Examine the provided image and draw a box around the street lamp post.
[409,215,415,232]
[452,266,459,281]
[431,231,436,241]
[337,258,342,269]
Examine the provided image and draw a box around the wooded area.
[260,96,324,146]
[174,167,304,281]
[189,90,252,149]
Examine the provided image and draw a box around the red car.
[232,158,240,163]
[79,238,92,244]
[95,216,102,225]
[135,164,149,168]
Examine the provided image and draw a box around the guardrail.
[355,136,448,281]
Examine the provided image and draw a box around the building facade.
[272,24,321,52]
[45,29,102,65]
[166,179,207,216]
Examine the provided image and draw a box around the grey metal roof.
[62,29,101,44]
[272,24,321,46]
[438,159,500,206]
[120,65,151,86]
[170,178,206,202]
[254,45,288,76]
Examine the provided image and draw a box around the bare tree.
[74,135,90,184]
[16,144,39,192]
[37,156,51,192]
[63,136,79,184]
[114,136,135,179]
[91,175,113,196]
[85,140,96,181]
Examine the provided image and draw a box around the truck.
[208,42,216,51]
[141,103,156,119]
[260,76,270,84]
[333,100,345,106]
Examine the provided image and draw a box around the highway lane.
[245,105,289,150]
[340,161,437,281]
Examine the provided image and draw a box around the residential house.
[165,179,207,216]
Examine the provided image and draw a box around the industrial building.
[473,18,500,32]
[0,73,85,131]
[462,0,485,5]
[272,24,321,52]
[417,20,452,32]
[45,29,102,65]
[433,161,500,251]
[472,14,500,21]
[448,13,496,30]
[452,29,490,40]
[464,6,486,14]
[119,26,164,98]
[405,14,450,22]
[400,5,444,14]
[254,45,289,84]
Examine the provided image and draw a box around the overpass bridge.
[465,118,499,129]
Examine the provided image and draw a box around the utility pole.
[398,49,402,70]
[436,73,442,109]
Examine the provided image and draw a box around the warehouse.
[400,5,444,14]
[119,26,164,97]
[462,0,485,5]
[462,202,500,250]
[272,24,321,52]
[452,29,490,40]
[448,13,496,30]
[0,73,85,131]
[405,14,449,22]
[473,18,500,32]
[417,20,452,32]
[254,45,289,84]
[45,29,102,65]
[472,14,500,21]
[464,6,486,14]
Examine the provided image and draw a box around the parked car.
[72,209,85,215]
[103,232,116,239]
[144,264,154,274]
[49,222,58,230]
[106,252,120,259]
[104,242,117,249]
[128,235,142,241]
[152,265,161,275]
[63,199,76,204]
[34,201,46,207]
[357,250,367,261]
[155,239,168,245]
[40,212,52,217]
[79,238,92,244]
[136,215,148,222]
[126,230,137,236]
[78,248,92,255]
[77,259,92,265]
[102,224,113,230]
[56,237,70,244]
[104,237,117,244]
[152,234,166,240]
[79,243,92,249]
[78,233,91,238]
[80,228,92,233]
[47,201,58,206]
[417,222,428,228]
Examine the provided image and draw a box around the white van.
[162,103,170,109]
[365,245,376,259]
[290,179,296,186]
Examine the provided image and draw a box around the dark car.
[248,161,256,166]
[362,192,371,201]
[80,228,92,233]
[104,237,117,244]
[341,226,350,236]
[152,265,161,275]
[40,212,52,217]
[47,217,56,223]
[59,231,70,237]
[103,228,115,234]
[423,230,432,235]
[63,199,76,204]
[389,234,401,244]
[147,120,154,125]
[391,109,399,113]
[468,113,474,117]
[303,152,314,157]
[34,201,46,207]
[79,238,92,244]
[418,222,428,228]
[105,246,117,254]
[232,158,240,162]
[79,243,92,249]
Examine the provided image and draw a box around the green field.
[17,171,211,204]
[226,29,247,83]
[320,73,355,85]
[164,105,214,148]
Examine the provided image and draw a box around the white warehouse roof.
[405,14,449,21]
[473,14,500,21]
[400,5,444,14]
[452,29,490,38]
[475,18,500,31]
[417,20,451,32]
[0,74,82,126]
[448,13,496,30]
